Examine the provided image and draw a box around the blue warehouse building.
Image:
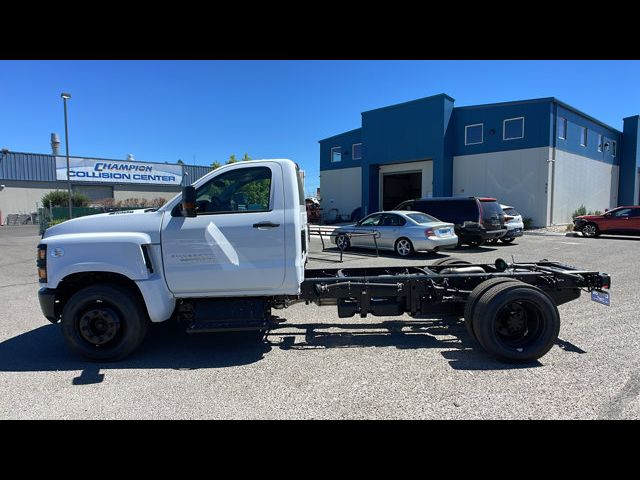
[319,94,640,226]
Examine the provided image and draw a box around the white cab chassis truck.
[37,159,611,363]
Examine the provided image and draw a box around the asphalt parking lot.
[0,225,638,419]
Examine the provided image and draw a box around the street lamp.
[60,92,73,219]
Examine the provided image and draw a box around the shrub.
[42,190,89,208]
[593,210,603,216]
[149,197,167,208]
[572,205,587,219]
[48,218,67,227]
[523,217,534,230]
[566,224,574,232]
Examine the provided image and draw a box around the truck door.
[161,162,286,295]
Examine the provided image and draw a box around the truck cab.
[38,159,308,360]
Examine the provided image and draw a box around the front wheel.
[581,223,599,238]
[61,284,148,361]
[394,238,414,257]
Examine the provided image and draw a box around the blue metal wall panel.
[452,101,553,156]
[182,164,211,186]
[555,106,621,165]
[319,128,362,171]
[619,116,640,205]
[0,152,56,181]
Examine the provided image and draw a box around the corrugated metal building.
[0,151,211,223]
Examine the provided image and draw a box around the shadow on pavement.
[0,317,586,380]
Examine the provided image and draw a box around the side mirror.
[181,186,197,218]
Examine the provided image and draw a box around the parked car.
[487,204,524,244]
[573,206,640,237]
[394,197,507,247]
[330,210,458,257]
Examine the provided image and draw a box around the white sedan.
[330,210,458,257]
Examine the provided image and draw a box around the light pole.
[61,92,73,219]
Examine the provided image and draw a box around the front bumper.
[38,287,58,323]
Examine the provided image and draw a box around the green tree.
[241,153,251,161]
[42,190,90,208]
[211,161,222,170]
[226,154,238,164]
[177,159,185,165]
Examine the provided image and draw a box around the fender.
[41,232,175,322]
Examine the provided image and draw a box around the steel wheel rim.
[397,240,411,256]
[78,303,122,347]
[494,300,543,349]
[583,224,596,237]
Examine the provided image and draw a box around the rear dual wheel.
[467,280,560,362]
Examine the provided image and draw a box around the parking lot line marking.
[560,242,582,245]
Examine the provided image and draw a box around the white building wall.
[0,181,60,221]
[552,150,619,224]
[319,166,362,220]
[378,160,433,209]
[453,147,551,227]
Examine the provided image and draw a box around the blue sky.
[1,60,639,195]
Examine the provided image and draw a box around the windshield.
[406,212,439,224]
[503,207,520,216]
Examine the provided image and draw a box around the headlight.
[37,244,47,283]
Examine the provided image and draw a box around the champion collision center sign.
[55,157,183,186]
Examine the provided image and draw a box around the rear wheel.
[61,284,148,361]
[581,223,599,238]
[472,282,560,362]
[335,234,350,250]
[467,239,485,248]
[463,277,521,343]
[395,238,414,257]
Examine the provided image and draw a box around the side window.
[630,209,640,217]
[612,208,632,217]
[194,166,272,214]
[382,214,405,226]
[359,214,382,227]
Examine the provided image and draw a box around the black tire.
[463,277,522,343]
[500,237,515,244]
[581,222,600,238]
[431,257,472,266]
[61,283,149,361]
[394,237,414,257]
[467,238,486,248]
[472,282,560,362]
[335,234,350,250]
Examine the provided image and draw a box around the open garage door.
[382,172,422,211]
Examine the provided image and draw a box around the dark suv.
[394,197,507,247]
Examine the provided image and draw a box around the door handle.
[253,222,280,229]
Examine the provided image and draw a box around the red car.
[573,206,640,238]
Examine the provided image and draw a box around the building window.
[598,134,603,152]
[352,143,362,160]
[580,127,587,147]
[503,117,524,140]
[331,147,342,163]
[558,116,567,139]
[465,124,483,145]
[612,141,617,156]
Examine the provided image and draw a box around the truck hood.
[43,209,164,243]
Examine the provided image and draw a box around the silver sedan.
[330,210,458,257]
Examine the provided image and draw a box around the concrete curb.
[523,231,567,237]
